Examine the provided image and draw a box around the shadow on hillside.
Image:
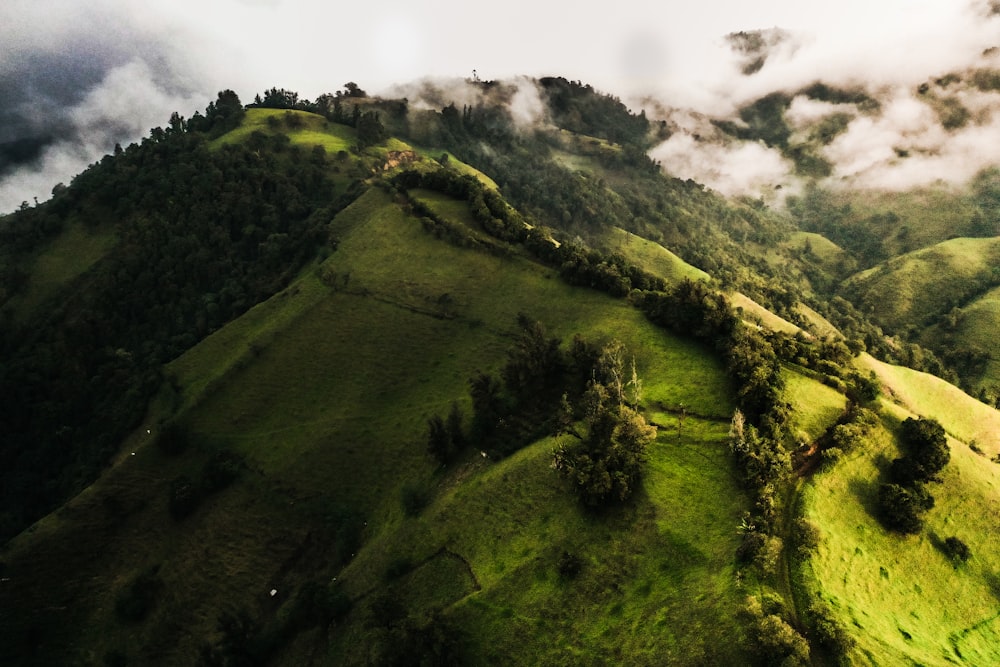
[847,476,880,521]
[984,570,1000,605]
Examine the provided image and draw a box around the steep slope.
[802,356,1000,666]
[0,184,750,665]
[842,237,1000,333]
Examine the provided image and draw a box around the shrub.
[400,483,429,517]
[753,535,784,577]
[942,536,972,564]
[201,450,242,492]
[557,550,584,579]
[384,556,413,581]
[878,482,933,534]
[156,420,191,456]
[742,596,810,666]
[793,518,821,556]
[807,601,855,655]
[736,530,767,564]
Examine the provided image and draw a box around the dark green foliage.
[400,482,430,517]
[741,595,811,666]
[878,482,934,534]
[557,550,584,579]
[0,102,348,542]
[114,565,163,623]
[846,371,881,404]
[427,402,466,465]
[356,111,386,148]
[198,609,267,667]
[824,406,878,456]
[899,417,950,483]
[792,518,821,556]
[552,375,657,507]
[806,601,856,656]
[156,420,192,456]
[942,536,972,564]
[538,77,651,146]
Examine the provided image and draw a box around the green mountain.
[2,80,1000,666]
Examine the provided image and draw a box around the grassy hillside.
[0,182,749,664]
[842,237,1000,333]
[796,354,1000,665]
[5,219,117,321]
[7,86,1000,667]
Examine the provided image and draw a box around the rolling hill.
[2,80,1000,666]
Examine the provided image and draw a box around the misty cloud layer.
[5,1,1000,211]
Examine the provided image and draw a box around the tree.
[899,417,949,482]
[343,82,367,98]
[878,482,933,534]
[552,353,656,506]
[356,111,386,149]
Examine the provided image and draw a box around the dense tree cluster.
[0,92,350,542]
[878,417,950,534]
[538,77,653,146]
[552,342,656,506]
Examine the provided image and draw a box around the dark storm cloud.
[0,2,210,211]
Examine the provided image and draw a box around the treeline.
[0,93,351,543]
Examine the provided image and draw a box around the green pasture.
[605,226,710,283]
[844,237,1000,333]
[212,108,356,153]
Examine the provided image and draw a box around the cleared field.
[212,108,356,153]
[606,227,710,283]
[798,354,1000,665]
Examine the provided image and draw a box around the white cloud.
[650,134,792,197]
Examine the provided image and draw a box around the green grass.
[794,354,1000,665]
[784,230,847,266]
[333,420,749,665]
[803,415,1000,666]
[731,292,801,334]
[823,186,980,256]
[604,227,710,283]
[1,185,746,664]
[783,370,847,442]
[212,108,356,153]
[857,353,1000,456]
[8,220,117,321]
[844,237,1000,333]
[922,284,1000,393]
[408,145,499,188]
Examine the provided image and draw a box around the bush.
[156,420,191,456]
[878,482,933,534]
[753,535,784,577]
[942,536,972,564]
[793,518,821,556]
[807,601,855,655]
[400,483,429,517]
[742,596,810,666]
[201,450,242,492]
[557,550,584,579]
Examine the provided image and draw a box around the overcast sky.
[2,0,1000,211]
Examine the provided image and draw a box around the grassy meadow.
[798,355,1000,665]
